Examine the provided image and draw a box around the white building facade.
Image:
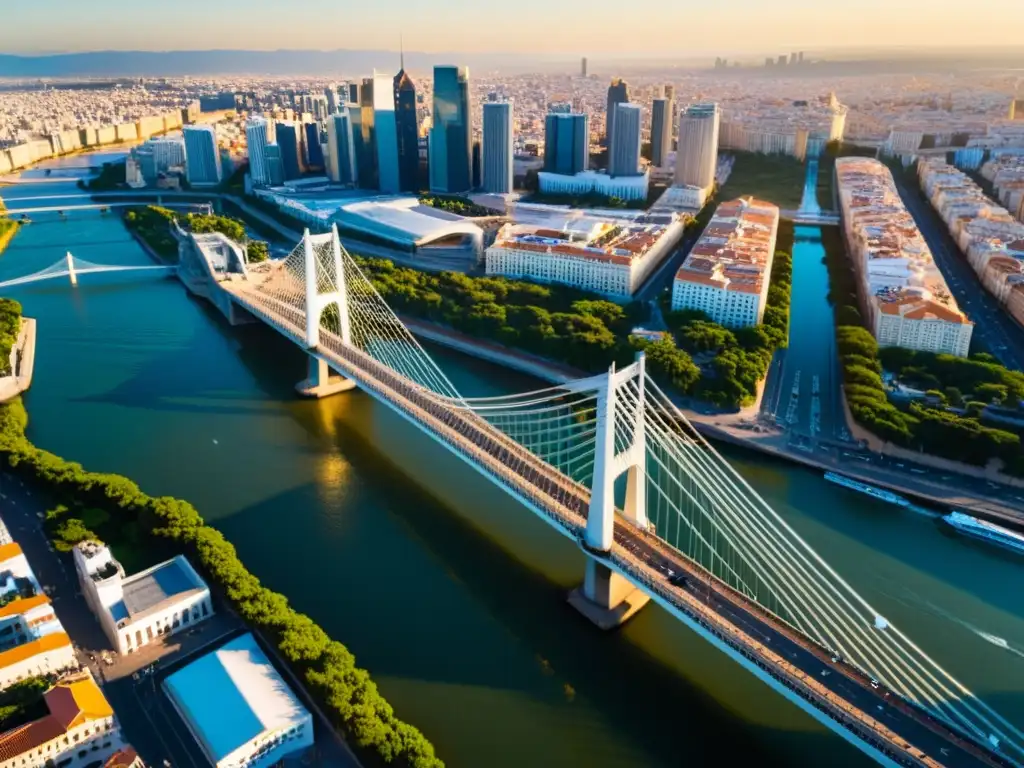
[74,541,213,656]
[246,116,271,186]
[671,197,780,328]
[675,103,720,190]
[537,169,649,201]
[486,216,684,299]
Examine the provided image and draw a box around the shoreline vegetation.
[0,197,19,258]
[0,275,441,768]
[0,395,444,768]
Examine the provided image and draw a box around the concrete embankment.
[0,318,37,402]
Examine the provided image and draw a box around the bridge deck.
[221,281,1005,768]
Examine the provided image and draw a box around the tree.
[246,241,270,263]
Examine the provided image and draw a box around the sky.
[2,0,1023,56]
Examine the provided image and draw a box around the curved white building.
[675,103,720,190]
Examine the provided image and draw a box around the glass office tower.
[429,65,472,193]
[394,66,420,192]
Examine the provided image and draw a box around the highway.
[892,174,1024,371]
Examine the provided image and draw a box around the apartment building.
[836,157,973,357]
[918,158,1024,326]
[486,216,685,299]
[0,671,124,768]
[671,197,780,328]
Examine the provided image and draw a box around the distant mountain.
[0,49,571,77]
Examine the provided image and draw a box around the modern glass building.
[394,65,420,193]
[482,101,513,194]
[676,102,721,189]
[355,77,377,189]
[609,103,642,177]
[326,109,357,185]
[304,122,325,171]
[605,78,630,151]
[265,143,285,186]
[544,112,589,176]
[275,122,303,181]
[373,72,400,193]
[429,65,472,193]
[650,97,673,168]
[183,126,223,186]
[245,116,270,186]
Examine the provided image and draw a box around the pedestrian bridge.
[0,253,175,290]
[5,202,211,217]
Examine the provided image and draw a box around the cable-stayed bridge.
[0,253,175,290]
[74,226,1024,767]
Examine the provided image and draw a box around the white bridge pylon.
[0,252,175,290]
[226,226,1024,761]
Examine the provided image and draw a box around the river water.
[1,167,1022,767]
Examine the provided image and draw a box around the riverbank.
[0,221,18,257]
[0,395,444,768]
[402,315,1024,527]
[0,317,36,402]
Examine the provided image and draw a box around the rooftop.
[0,673,112,763]
[163,633,309,763]
[117,556,207,624]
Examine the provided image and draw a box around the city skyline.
[3,0,1023,55]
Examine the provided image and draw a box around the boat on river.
[943,511,1024,555]
[823,472,910,507]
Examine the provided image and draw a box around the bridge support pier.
[296,355,356,398]
[66,252,77,286]
[569,560,650,630]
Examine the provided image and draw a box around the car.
[870,678,880,689]
[670,573,689,588]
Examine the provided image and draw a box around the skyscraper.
[675,103,720,189]
[275,122,303,181]
[182,125,223,186]
[581,57,588,77]
[373,72,400,193]
[304,122,325,171]
[664,84,675,102]
[348,83,360,104]
[356,78,378,189]
[264,143,284,186]
[605,78,629,151]
[609,103,641,177]
[245,116,271,186]
[326,109,357,185]
[544,112,589,176]
[482,101,513,194]
[429,65,472,193]
[650,97,673,168]
[394,57,420,192]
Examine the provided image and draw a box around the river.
[1,163,1022,768]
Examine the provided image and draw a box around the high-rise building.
[245,116,271,186]
[650,97,673,168]
[326,109,357,184]
[183,125,222,186]
[429,65,472,193]
[348,83,360,104]
[605,78,629,151]
[373,72,400,193]
[356,78,378,189]
[394,60,420,192]
[790,52,798,65]
[798,51,805,63]
[325,86,339,114]
[482,101,513,194]
[265,143,285,186]
[304,122,324,171]
[664,84,675,102]
[544,112,589,176]
[1010,99,1024,121]
[777,55,787,67]
[675,103,720,189]
[609,103,642,177]
[581,57,588,78]
[275,122,303,181]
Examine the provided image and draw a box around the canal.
[1,165,1022,768]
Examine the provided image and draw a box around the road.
[892,174,1024,371]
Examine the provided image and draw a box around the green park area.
[0,298,22,377]
[361,220,793,410]
[717,151,807,210]
[418,194,495,217]
[124,205,268,263]
[0,199,18,257]
[0,676,53,732]
[822,227,1024,474]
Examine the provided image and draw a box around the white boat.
[943,511,1024,555]
[824,472,910,507]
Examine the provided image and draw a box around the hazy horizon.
[3,0,1023,56]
